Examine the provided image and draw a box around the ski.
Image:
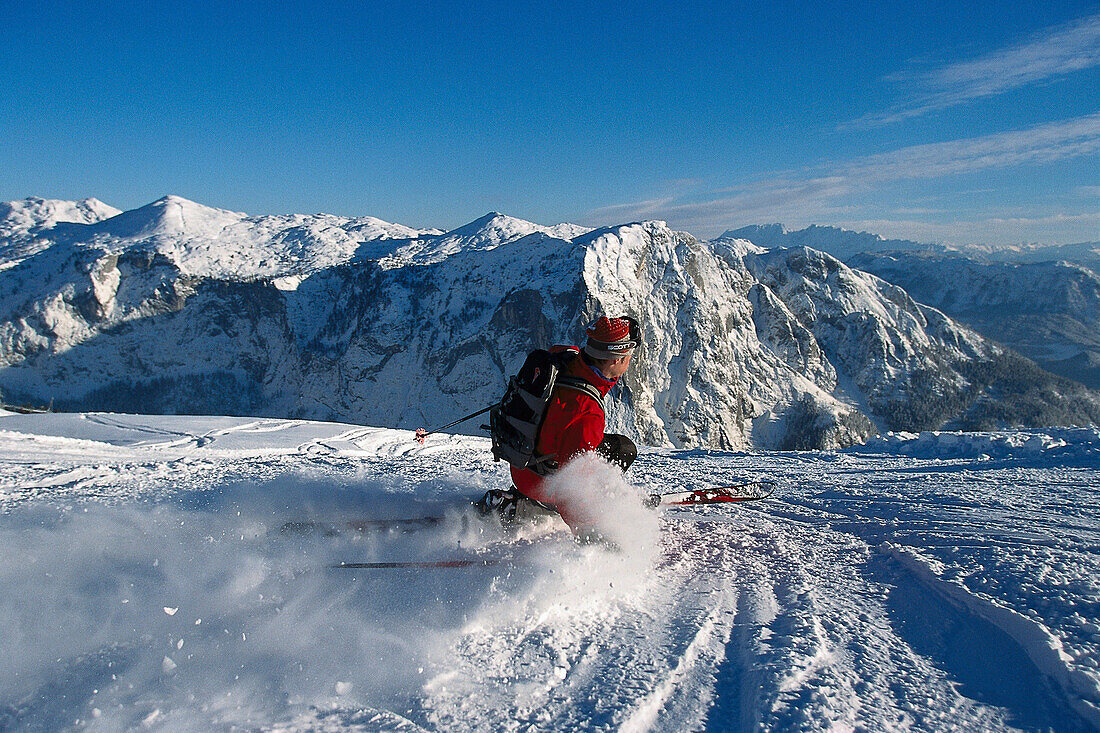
[330,558,501,569]
[646,480,776,508]
[287,480,776,539]
[329,531,560,570]
[281,516,444,536]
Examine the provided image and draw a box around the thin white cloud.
[585,177,855,233]
[839,212,1100,247]
[594,111,1100,234]
[586,114,1100,243]
[587,197,677,222]
[855,12,1100,126]
[981,212,1100,227]
[844,112,1100,182]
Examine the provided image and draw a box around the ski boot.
[474,488,521,524]
[474,488,559,529]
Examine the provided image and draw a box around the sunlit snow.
[1,411,1097,731]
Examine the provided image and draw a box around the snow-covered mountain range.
[726,223,1100,271]
[723,224,945,263]
[731,224,1100,390]
[2,196,1097,450]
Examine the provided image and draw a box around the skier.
[478,316,640,539]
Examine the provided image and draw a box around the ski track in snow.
[0,413,1098,732]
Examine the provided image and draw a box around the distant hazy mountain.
[723,224,943,262]
[732,224,1100,390]
[848,251,1100,390]
[726,223,1100,271]
[963,240,1100,271]
[2,197,1097,449]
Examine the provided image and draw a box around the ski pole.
[415,403,497,443]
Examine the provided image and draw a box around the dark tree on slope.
[953,352,1100,430]
[63,372,264,417]
[872,353,1100,432]
[776,396,875,451]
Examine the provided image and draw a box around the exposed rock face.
[3,196,1098,449]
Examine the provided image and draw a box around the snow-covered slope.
[37,195,440,280]
[0,197,121,272]
[1,411,1098,731]
[2,197,1098,450]
[371,211,591,268]
[0,197,121,240]
[743,245,1003,434]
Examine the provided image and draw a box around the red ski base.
[647,480,776,508]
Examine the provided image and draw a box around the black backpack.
[489,348,604,475]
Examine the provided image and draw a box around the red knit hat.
[585,316,639,360]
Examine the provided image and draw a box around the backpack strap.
[556,375,605,412]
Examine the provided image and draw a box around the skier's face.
[603,351,633,380]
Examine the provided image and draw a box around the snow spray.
[542,452,661,559]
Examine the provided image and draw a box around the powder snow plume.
[542,452,660,558]
[0,471,537,731]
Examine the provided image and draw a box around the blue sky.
[1,1,1097,245]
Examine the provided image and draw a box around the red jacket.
[511,346,618,529]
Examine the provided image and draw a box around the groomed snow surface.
[0,413,1098,732]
